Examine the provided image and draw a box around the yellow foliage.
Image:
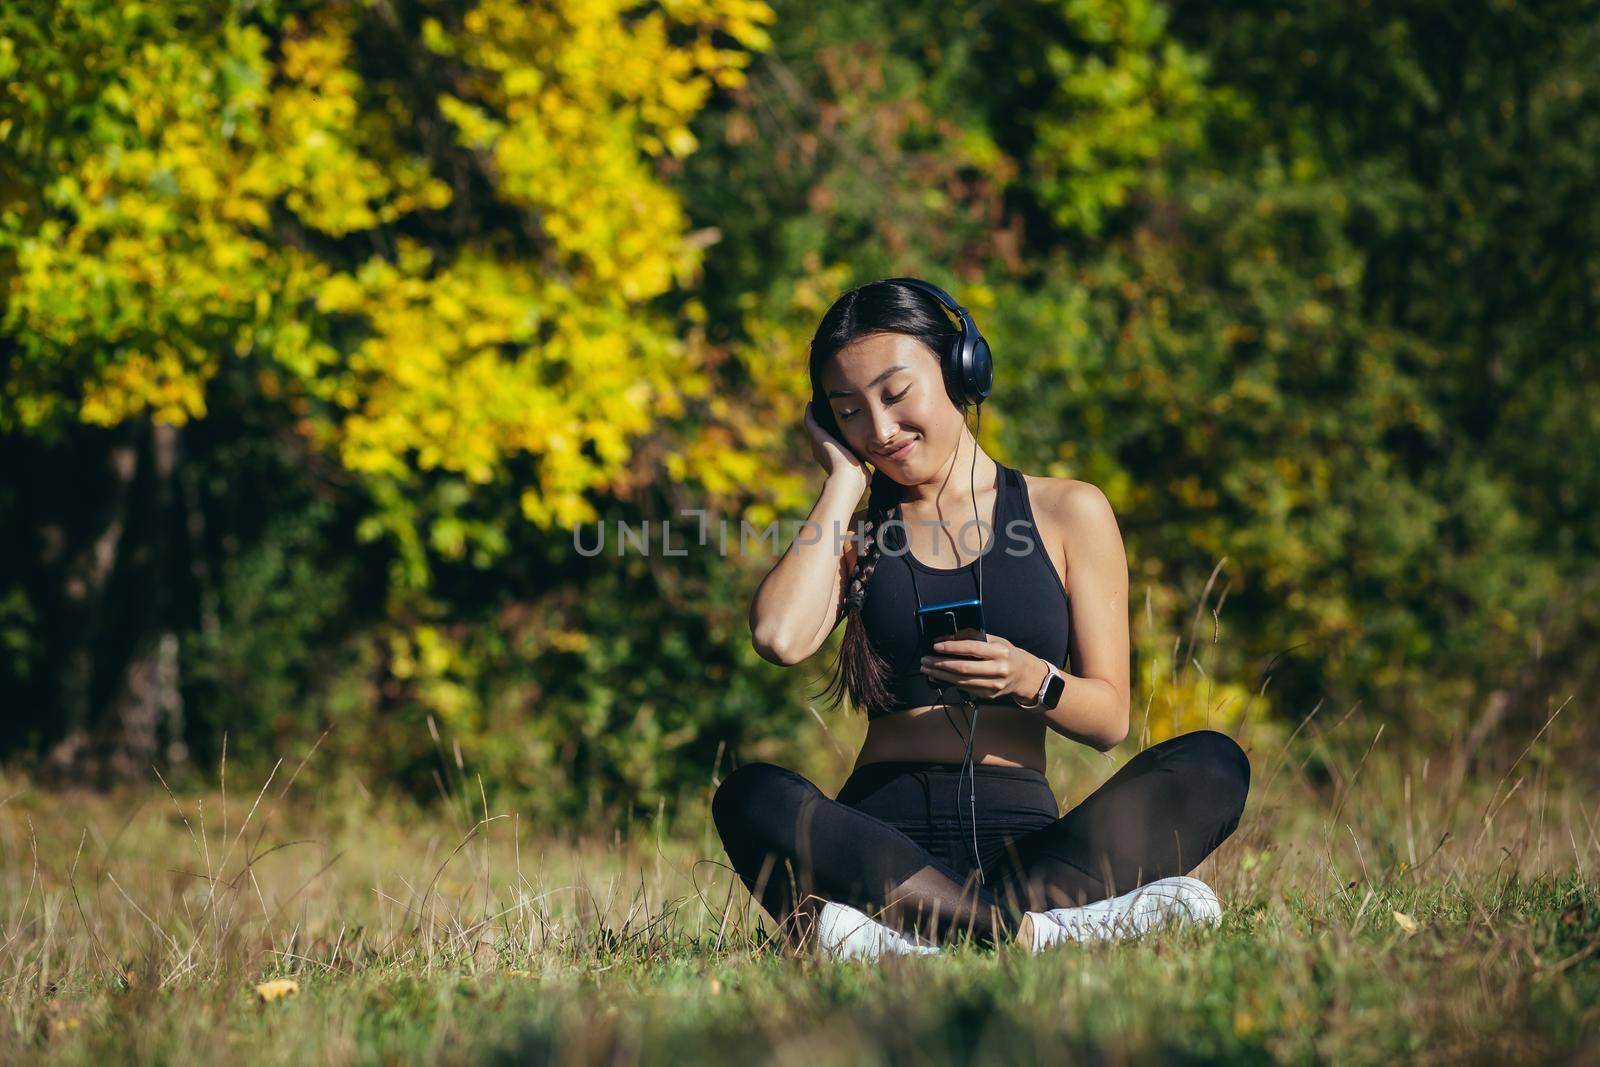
[80,344,212,428]
[383,622,483,727]
[1136,648,1266,747]
[1129,571,1281,745]
[4,0,778,580]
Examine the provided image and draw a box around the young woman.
[713,278,1250,956]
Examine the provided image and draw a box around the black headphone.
[811,277,993,443]
[886,277,994,409]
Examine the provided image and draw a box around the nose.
[867,407,899,450]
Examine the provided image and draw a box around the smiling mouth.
[876,438,917,461]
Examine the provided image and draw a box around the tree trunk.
[48,418,143,776]
[107,418,183,782]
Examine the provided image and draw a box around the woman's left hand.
[920,629,1038,703]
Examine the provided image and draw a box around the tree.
[0,0,776,777]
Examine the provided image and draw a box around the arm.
[1030,481,1131,751]
[917,480,1131,750]
[749,474,865,666]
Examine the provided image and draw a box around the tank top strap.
[992,460,1023,530]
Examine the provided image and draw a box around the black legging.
[711,730,1250,945]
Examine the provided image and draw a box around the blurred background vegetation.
[2,0,1595,823]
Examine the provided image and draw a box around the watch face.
[1042,669,1067,709]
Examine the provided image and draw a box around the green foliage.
[182,496,362,769]
[1,0,1596,807]
[682,0,1600,742]
[1025,0,1220,235]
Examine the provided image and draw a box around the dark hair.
[807,279,971,717]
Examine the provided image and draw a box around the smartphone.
[916,597,987,659]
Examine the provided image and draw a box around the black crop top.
[858,459,1071,718]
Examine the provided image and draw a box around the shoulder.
[1020,473,1118,532]
[1019,474,1124,571]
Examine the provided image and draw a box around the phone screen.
[916,598,986,658]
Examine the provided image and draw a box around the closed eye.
[840,385,911,420]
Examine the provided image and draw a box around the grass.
[0,708,1596,1065]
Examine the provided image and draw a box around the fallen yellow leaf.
[1392,910,1420,935]
[255,978,301,1003]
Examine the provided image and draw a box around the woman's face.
[819,332,962,483]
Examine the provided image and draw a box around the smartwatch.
[1017,661,1066,710]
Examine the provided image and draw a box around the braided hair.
[806,280,968,717]
[813,467,905,716]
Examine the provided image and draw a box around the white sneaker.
[814,900,942,961]
[1023,876,1222,950]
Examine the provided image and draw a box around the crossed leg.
[711,761,1012,945]
[711,730,1250,948]
[988,729,1252,916]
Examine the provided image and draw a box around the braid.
[841,514,879,615]
[814,469,903,716]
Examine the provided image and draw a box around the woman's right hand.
[805,401,870,491]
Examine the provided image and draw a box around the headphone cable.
[955,400,984,884]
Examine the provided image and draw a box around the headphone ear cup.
[940,336,963,406]
[947,331,993,407]
[968,335,993,403]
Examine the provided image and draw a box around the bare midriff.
[853,702,1048,773]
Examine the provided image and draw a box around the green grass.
[1,716,1596,1065]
